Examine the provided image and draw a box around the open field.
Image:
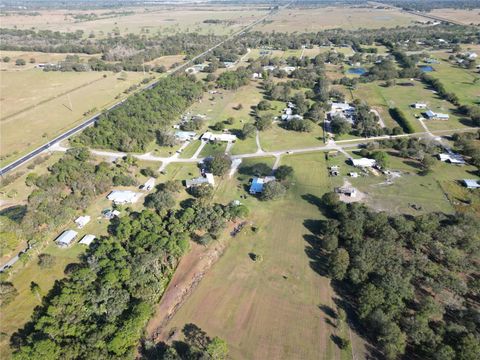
[158,152,365,359]
[0,6,269,36]
[0,50,100,71]
[424,59,480,107]
[429,8,480,25]
[258,6,426,32]
[0,69,146,166]
[260,122,324,152]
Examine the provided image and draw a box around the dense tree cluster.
[216,67,251,90]
[75,76,203,152]
[451,131,480,168]
[315,194,480,360]
[11,190,244,358]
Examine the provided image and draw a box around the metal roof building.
[79,234,96,246]
[56,230,78,247]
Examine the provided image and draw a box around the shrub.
[389,107,414,134]
[38,254,55,269]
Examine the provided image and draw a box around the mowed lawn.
[0,69,145,166]
[162,153,364,360]
[260,123,324,151]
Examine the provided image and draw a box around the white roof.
[439,153,465,164]
[263,65,276,71]
[463,179,480,188]
[205,173,215,185]
[201,132,237,142]
[56,230,78,246]
[175,131,196,141]
[79,234,96,246]
[331,102,352,111]
[185,173,214,188]
[144,178,156,189]
[107,190,141,204]
[351,158,376,167]
[75,215,91,228]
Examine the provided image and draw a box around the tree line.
[315,193,480,360]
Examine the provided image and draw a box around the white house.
[280,66,296,74]
[252,72,263,79]
[79,234,96,246]
[74,215,91,229]
[412,103,427,109]
[263,65,276,71]
[425,110,449,120]
[281,114,303,121]
[201,132,237,142]
[463,179,480,189]
[56,230,78,247]
[175,131,197,142]
[185,173,215,188]
[350,158,376,168]
[438,153,466,165]
[331,102,354,112]
[466,52,478,60]
[142,178,156,191]
[107,190,141,204]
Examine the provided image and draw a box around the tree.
[189,184,214,199]
[261,181,286,201]
[330,115,352,135]
[256,114,273,131]
[421,154,435,172]
[284,119,312,132]
[141,167,157,178]
[257,100,271,111]
[15,59,26,66]
[38,254,55,269]
[457,334,480,360]
[321,234,338,252]
[274,165,294,181]
[378,322,407,360]
[206,337,228,360]
[328,248,350,280]
[144,191,175,213]
[2,56,11,63]
[241,123,256,139]
[0,282,18,307]
[372,151,389,168]
[30,57,36,64]
[212,122,225,131]
[306,103,325,123]
[207,154,232,176]
[156,131,177,147]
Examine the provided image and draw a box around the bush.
[0,282,18,307]
[141,167,157,178]
[274,165,294,181]
[188,184,214,198]
[389,107,414,134]
[15,58,26,66]
[38,254,55,269]
[261,181,286,201]
[206,154,232,176]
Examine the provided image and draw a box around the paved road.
[0,3,289,177]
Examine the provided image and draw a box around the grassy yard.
[179,140,202,159]
[260,123,325,151]
[161,152,363,360]
[199,141,227,157]
[0,69,146,166]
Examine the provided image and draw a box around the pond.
[419,65,434,72]
[347,67,366,75]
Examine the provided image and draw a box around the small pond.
[419,65,434,72]
[347,67,366,75]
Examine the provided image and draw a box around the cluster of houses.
[411,103,450,121]
[281,102,303,121]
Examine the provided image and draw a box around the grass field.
[160,152,363,359]
[429,8,480,25]
[260,122,324,152]
[0,50,99,71]
[0,6,269,36]
[424,59,480,107]
[258,6,425,32]
[350,80,472,132]
[0,69,146,166]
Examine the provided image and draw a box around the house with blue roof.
[249,176,276,194]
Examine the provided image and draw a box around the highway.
[0,3,289,177]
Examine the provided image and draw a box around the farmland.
[258,5,426,32]
[429,8,480,25]
[0,6,270,36]
[0,67,146,166]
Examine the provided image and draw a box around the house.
[201,132,237,142]
[249,176,275,194]
[107,190,141,204]
[263,65,276,71]
[79,234,96,246]
[331,102,354,112]
[466,52,478,60]
[412,103,427,109]
[185,173,215,188]
[284,108,293,116]
[102,209,121,219]
[223,61,235,68]
[280,66,296,74]
[438,153,466,165]
[335,186,357,197]
[350,158,376,167]
[349,172,359,178]
[252,72,263,79]
[56,230,78,247]
[142,178,156,191]
[281,114,303,121]
[74,215,91,229]
[175,131,197,142]
[329,166,340,176]
[463,179,480,189]
[424,110,449,120]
